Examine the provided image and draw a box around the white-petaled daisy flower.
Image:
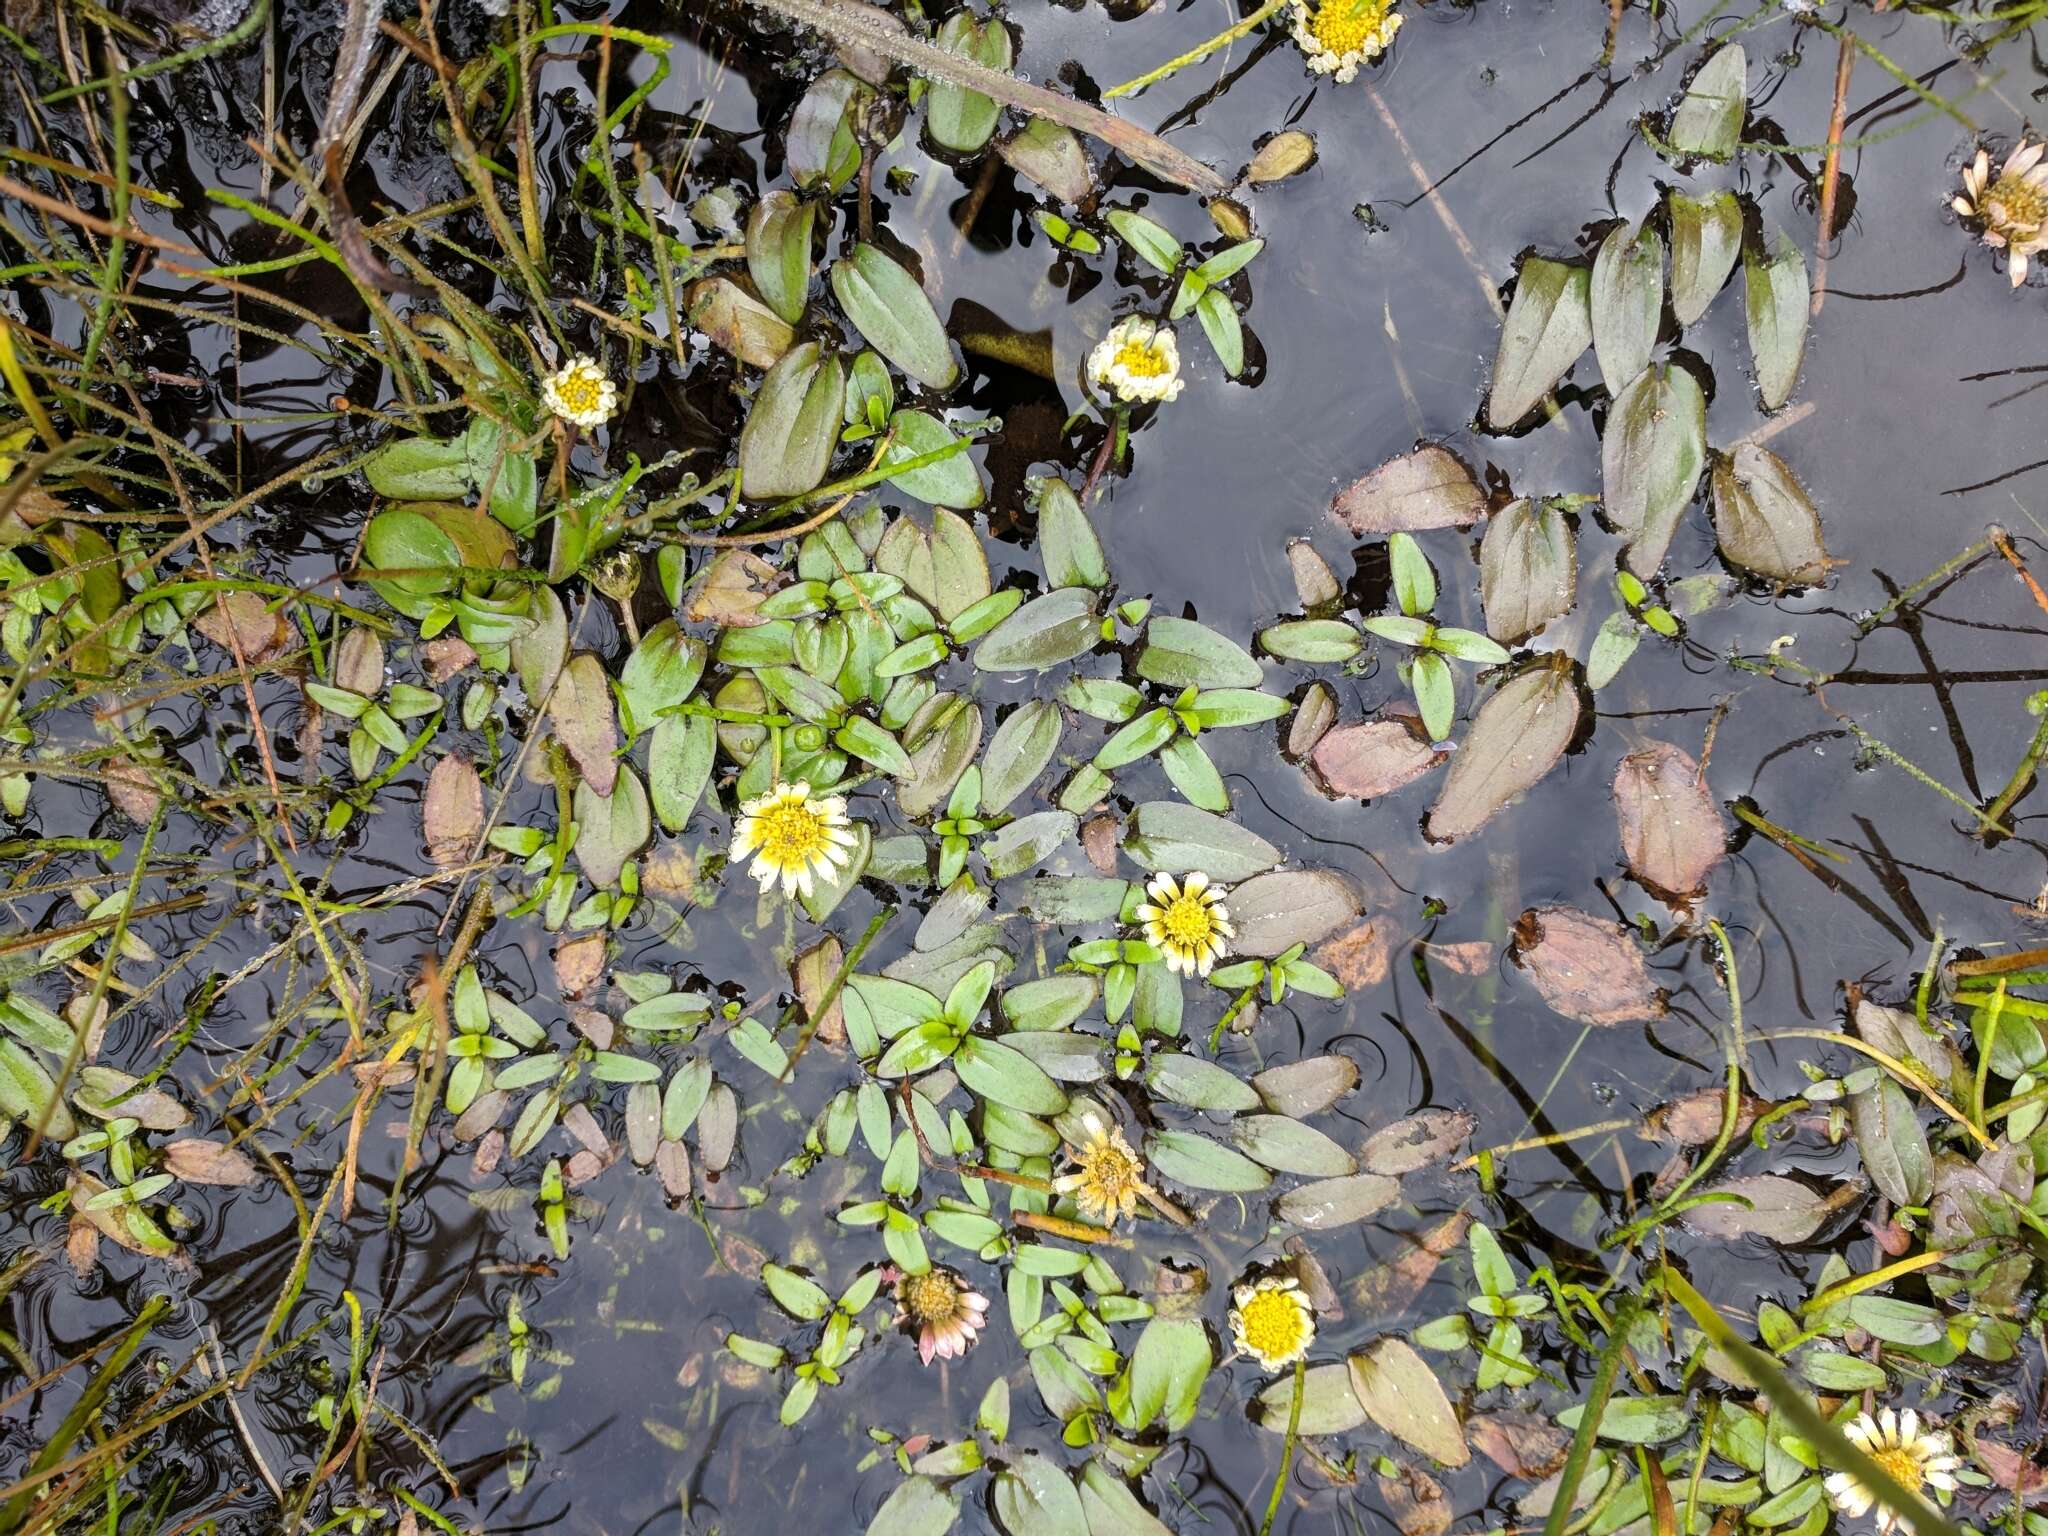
[893,1267,990,1365]
[1823,1408,1962,1534]
[1954,140,2048,287]
[1289,0,1402,83]
[1229,1275,1316,1371]
[1086,317,1185,405]
[729,780,858,898]
[540,354,619,428]
[1051,1109,1154,1227]
[1135,871,1233,978]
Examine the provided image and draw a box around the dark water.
[4,0,2048,1531]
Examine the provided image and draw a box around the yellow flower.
[729,780,858,898]
[1135,871,1233,978]
[1823,1408,1961,1534]
[1086,317,1184,405]
[1051,1110,1153,1226]
[1230,1276,1316,1370]
[1289,0,1402,83]
[540,354,619,428]
[1955,140,2048,287]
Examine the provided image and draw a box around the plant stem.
[1258,1357,1306,1536]
[1104,0,1288,99]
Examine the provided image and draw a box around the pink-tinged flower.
[1954,140,2048,287]
[894,1268,989,1365]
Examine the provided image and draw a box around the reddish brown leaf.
[549,653,618,796]
[1316,919,1390,990]
[553,933,606,998]
[1364,1110,1476,1175]
[1614,742,1725,897]
[569,1005,614,1049]
[1351,1209,1470,1314]
[161,1138,260,1186]
[1332,446,1487,535]
[1426,662,1582,844]
[1510,905,1666,1026]
[332,627,384,694]
[1972,1439,2048,1502]
[686,549,780,627]
[1426,941,1494,977]
[1310,718,1440,800]
[66,1215,99,1279]
[794,937,847,1047]
[421,635,478,681]
[1468,1411,1572,1479]
[1082,815,1121,875]
[1640,1088,1767,1145]
[194,591,291,665]
[422,754,483,868]
[1378,1463,1452,1536]
[104,756,161,825]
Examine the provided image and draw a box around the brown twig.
[1989,525,2048,619]
[1811,31,1854,316]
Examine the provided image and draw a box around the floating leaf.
[1666,45,1746,163]
[1668,189,1742,326]
[983,810,1077,880]
[1425,663,1581,843]
[1253,1055,1359,1118]
[1232,1115,1356,1176]
[1226,870,1363,957]
[550,653,619,797]
[1558,1396,1691,1446]
[1034,477,1108,589]
[1744,229,1808,411]
[738,341,845,500]
[575,764,651,889]
[1590,220,1664,394]
[1261,619,1364,664]
[1848,1076,1932,1207]
[1147,1054,1263,1113]
[1710,443,1828,585]
[831,244,958,391]
[1123,801,1281,881]
[1077,1462,1171,1536]
[926,10,1011,153]
[1248,129,1317,184]
[1613,741,1725,896]
[975,587,1098,672]
[883,410,985,510]
[1510,905,1665,1026]
[1682,1176,1834,1244]
[1274,1173,1400,1230]
[1486,257,1592,429]
[1145,1129,1272,1192]
[745,190,815,325]
[1333,446,1487,535]
[981,699,1063,814]
[687,275,794,369]
[992,1454,1088,1536]
[956,1036,1067,1114]
[1310,717,1440,801]
[1254,1363,1370,1434]
[998,118,1092,202]
[867,1476,960,1536]
[786,69,867,191]
[422,754,483,868]
[1135,616,1263,689]
[899,701,983,819]
[1363,1110,1476,1176]
[1479,499,1577,644]
[161,1138,260,1186]
[1350,1338,1470,1466]
[650,713,716,832]
[1128,1316,1210,1432]
[1602,363,1706,579]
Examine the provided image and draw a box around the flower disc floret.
[1135,871,1233,977]
[1051,1110,1152,1226]
[1823,1408,1961,1534]
[894,1267,989,1365]
[1289,0,1402,82]
[1955,140,2048,287]
[1230,1276,1316,1370]
[729,780,858,898]
[541,354,619,428]
[1086,317,1185,405]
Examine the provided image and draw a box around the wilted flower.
[1289,0,1402,83]
[1954,140,2048,287]
[1051,1109,1153,1226]
[1086,317,1184,405]
[1135,871,1233,978]
[540,353,619,428]
[1229,1275,1316,1371]
[729,780,858,898]
[894,1267,988,1365]
[1823,1408,1961,1534]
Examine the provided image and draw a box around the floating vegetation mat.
[2,0,2048,1531]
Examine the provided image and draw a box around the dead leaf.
[1310,717,1440,800]
[1510,906,1666,1026]
[1082,816,1120,875]
[422,754,483,867]
[686,549,780,627]
[104,756,162,824]
[421,635,478,681]
[1364,1110,1476,1176]
[569,1006,614,1049]
[658,1138,693,1199]
[794,937,846,1047]
[1468,1411,1572,1479]
[1352,1209,1471,1314]
[1426,661,1582,844]
[549,653,619,796]
[1332,446,1487,535]
[1614,742,1725,897]
[332,627,384,694]
[1288,538,1341,608]
[1229,870,1364,957]
[66,1216,99,1278]
[562,1103,610,1158]
[162,1138,260,1186]
[1972,1439,2048,1502]
[1426,941,1493,977]
[553,933,606,998]
[194,591,291,665]
[1284,1235,1343,1319]
[564,1148,609,1187]
[1640,1089,1767,1145]
[1378,1463,1452,1536]
[1682,1173,1846,1243]
[1316,919,1390,989]
[472,1128,505,1177]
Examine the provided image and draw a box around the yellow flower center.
[1987,174,2048,240]
[1079,1133,1144,1199]
[1112,339,1171,378]
[902,1272,961,1324]
[1309,0,1390,57]
[1159,893,1218,949]
[1239,1289,1310,1359]
[554,367,605,415]
[1870,1445,1926,1491]
[756,799,832,866]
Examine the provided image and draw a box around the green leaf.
[1105,209,1182,274]
[1557,1394,1691,1445]
[980,699,1063,814]
[1002,975,1100,1033]
[1847,1076,1931,1206]
[729,1015,791,1078]
[974,588,1099,672]
[1590,220,1664,393]
[1145,1051,1266,1112]
[1231,1114,1355,1176]
[649,713,715,832]
[1195,287,1243,377]
[1094,707,1177,771]
[1253,1363,1369,1434]
[786,69,867,192]
[883,410,985,509]
[763,1263,832,1321]
[1033,477,1109,590]
[1480,498,1577,644]
[1159,735,1228,811]
[1744,227,1809,412]
[1124,800,1280,880]
[1144,1129,1272,1192]
[362,433,472,502]
[1259,619,1363,663]
[745,189,815,325]
[1389,531,1436,616]
[926,11,1011,153]
[738,341,846,501]
[999,118,1093,202]
[574,764,650,890]
[877,631,952,679]
[830,244,958,391]
[1601,363,1706,579]
[992,1455,1088,1536]
[1710,444,1829,585]
[1668,188,1742,326]
[866,1476,959,1536]
[1184,689,1286,729]
[1410,651,1455,742]
[1486,256,1592,429]
[1194,238,1264,285]
[836,715,914,778]
[982,810,1077,879]
[1136,616,1263,689]
[1129,1316,1210,1432]
[620,620,706,731]
[1077,1462,1171,1536]
[623,992,711,1033]
[1349,1338,1470,1466]
[955,1035,1068,1114]
[1666,44,1746,164]
[1586,612,1640,691]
